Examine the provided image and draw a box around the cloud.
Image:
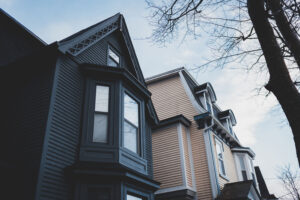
[0,0,15,7]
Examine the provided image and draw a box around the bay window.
[238,155,248,181]
[123,93,140,154]
[93,85,110,143]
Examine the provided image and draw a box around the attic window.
[107,47,120,67]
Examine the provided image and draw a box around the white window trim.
[215,137,227,177]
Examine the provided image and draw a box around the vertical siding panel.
[148,76,212,199]
[181,126,193,188]
[152,125,183,189]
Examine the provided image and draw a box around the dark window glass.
[206,101,211,113]
[107,48,119,67]
[252,173,257,187]
[88,188,110,200]
[242,170,248,181]
[123,93,139,154]
[93,85,109,143]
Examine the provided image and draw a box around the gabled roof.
[0,9,46,45]
[58,13,120,55]
[58,13,146,86]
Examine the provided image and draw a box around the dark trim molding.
[155,189,196,200]
[65,162,160,191]
[153,115,191,130]
[80,64,151,98]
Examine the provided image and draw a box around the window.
[107,47,120,67]
[127,194,143,200]
[227,119,233,134]
[93,85,109,143]
[247,158,257,188]
[238,155,248,181]
[123,93,140,154]
[206,101,212,113]
[216,139,226,176]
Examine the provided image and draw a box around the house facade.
[146,68,264,200]
[0,10,159,200]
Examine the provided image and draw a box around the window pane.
[108,48,119,64]
[124,121,137,153]
[219,159,226,175]
[242,170,248,181]
[124,94,139,126]
[95,86,109,112]
[93,114,108,143]
[127,194,142,200]
[239,156,246,170]
[107,58,118,67]
[216,142,223,159]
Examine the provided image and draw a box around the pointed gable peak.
[58,13,122,55]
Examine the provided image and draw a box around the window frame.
[215,137,227,177]
[125,186,150,200]
[122,88,143,157]
[107,44,120,67]
[92,85,110,143]
[84,79,115,146]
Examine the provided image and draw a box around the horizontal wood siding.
[212,135,238,189]
[0,55,55,199]
[181,126,193,188]
[148,76,212,199]
[152,125,183,189]
[37,56,83,199]
[74,32,136,77]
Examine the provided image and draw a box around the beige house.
[146,68,262,200]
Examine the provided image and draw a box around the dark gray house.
[0,9,159,200]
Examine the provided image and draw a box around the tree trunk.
[267,0,300,70]
[248,0,300,165]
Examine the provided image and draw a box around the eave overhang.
[153,114,191,131]
[231,147,256,158]
[194,82,217,103]
[65,162,160,191]
[218,109,237,126]
[80,63,151,98]
[155,188,196,200]
[194,112,240,147]
[80,64,159,125]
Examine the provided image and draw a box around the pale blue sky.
[1,0,298,197]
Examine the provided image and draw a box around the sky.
[1,0,298,198]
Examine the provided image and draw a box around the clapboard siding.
[74,32,136,77]
[148,75,212,199]
[152,125,183,189]
[0,54,55,199]
[37,55,83,200]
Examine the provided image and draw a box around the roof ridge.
[0,8,47,45]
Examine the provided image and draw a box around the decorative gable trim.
[68,20,119,55]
